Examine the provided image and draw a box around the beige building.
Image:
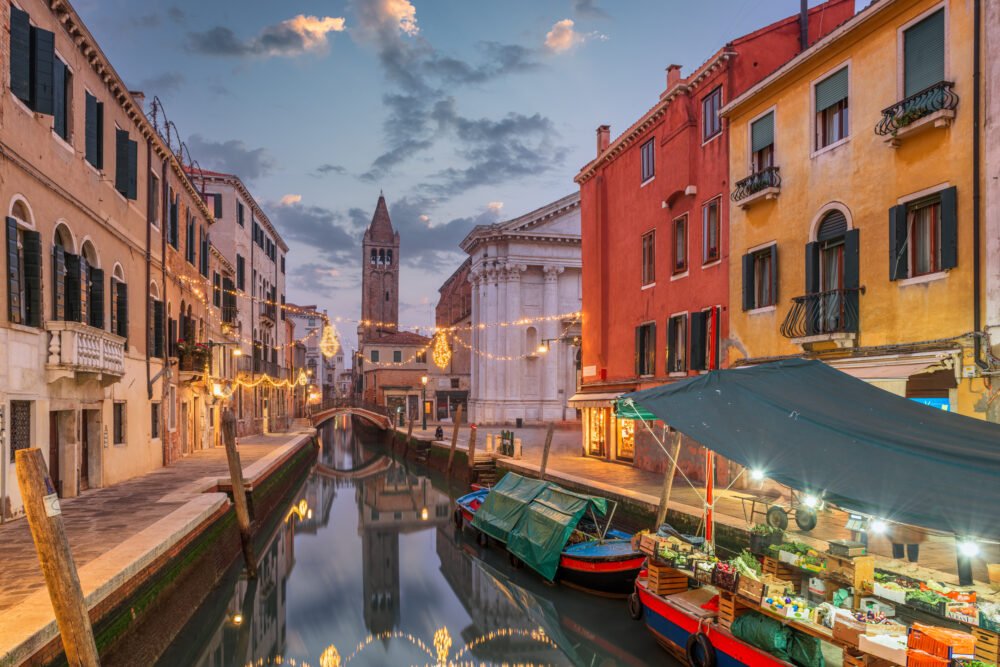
[0,0,223,519]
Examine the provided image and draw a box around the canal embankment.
[0,429,317,667]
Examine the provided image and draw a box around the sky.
[76,0,865,358]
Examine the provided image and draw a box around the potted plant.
[750,524,784,555]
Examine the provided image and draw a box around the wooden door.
[48,412,61,497]
[80,412,89,491]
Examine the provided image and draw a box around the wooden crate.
[973,626,999,663]
[826,554,875,589]
[718,591,752,630]
[762,556,801,591]
[647,563,689,596]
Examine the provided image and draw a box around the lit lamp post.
[421,375,428,431]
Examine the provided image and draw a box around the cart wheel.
[795,507,818,532]
[627,592,643,620]
[509,552,523,569]
[476,530,489,547]
[766,506,789,531]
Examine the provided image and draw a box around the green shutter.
[751,112,774,154]
[53,59,67,139]
[940,186,958,270]
[126,139,138,200]
[889,205,909,281]
[85,94,99,167]
[815,68,848,112]
[666,320,677,372]
[904,9,945,97]
[152,300,165,358]
[64,253,82,322]
[29,26,55,115]
[52,244,66,320]
[116,280,128,341]
[690,312,706,371]
[10,7,31,104]
[741,253,754,311]
[23,230,42,328]
[89,267,104,329]
[769,245,779,306]
[7,218,22,324]
[213,194,222,218]
[115,129,130,197]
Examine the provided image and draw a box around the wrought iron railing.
[780,287,863,339]
[731,166,781,202]
[875,81,958,137]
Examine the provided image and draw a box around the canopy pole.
[656,429,682,528]
[705,449,715,551]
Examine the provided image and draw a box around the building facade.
[286,304,335,405]
[358,194,399,343]
[0,0,218,517]
[462,193,583,426]
[985,0,1000,379]
[574,0,854,473]
[433,258,472,421]
[725,0,992,419]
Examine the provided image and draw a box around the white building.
[461,193,582,425]
[286,305,337,401]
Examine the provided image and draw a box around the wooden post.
[466,424,478,473]
[656,430,683,528]
[405,416,414,455]
[222,410,257,579]
[15,449,100,667]
[538,422,555,479]
[446,404,463,474]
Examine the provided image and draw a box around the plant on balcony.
[177,340,210,363]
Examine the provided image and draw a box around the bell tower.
[359,193,400,343]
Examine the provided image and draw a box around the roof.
[624,359,1000,540]
[365,330,431,346]
[186,168,289,252]
[365,194,397,244]
[460,192,580,253]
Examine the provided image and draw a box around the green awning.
[614,398,657,421]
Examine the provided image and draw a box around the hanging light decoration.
[320,323,340,358]
[432,330,452,369]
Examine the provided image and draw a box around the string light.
[320,324,340,359]
[432,331,452,369]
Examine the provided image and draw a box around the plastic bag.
[787,630,825,667]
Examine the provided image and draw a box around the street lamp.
[421,375,428,430]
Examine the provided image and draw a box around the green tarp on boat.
[472,473,609,582]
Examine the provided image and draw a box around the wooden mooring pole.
[656,430,683,528]
[466,424,478,475]
[405,416,414,455]
[538,422,555,479]
[222,409,257,579]
[446,404,463,474]
[15,448,100,667]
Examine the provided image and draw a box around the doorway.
[181,402,189,455]
[80,410,95,491]
[48,412,60,496]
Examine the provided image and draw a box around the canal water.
[158,419,677,666]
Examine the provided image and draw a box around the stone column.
[485,265,499,422]
[469,270,480,420]
[506,265,524,422]
[496,264,508,422]
[541,265,564,419]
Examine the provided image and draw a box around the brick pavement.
[0,432,297,613]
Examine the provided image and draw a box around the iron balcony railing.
[875,81,958,136]
[780,287,863,339]
[731,166,781,202]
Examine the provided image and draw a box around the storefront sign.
[909,397,951,412]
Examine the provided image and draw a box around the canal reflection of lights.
[286,499,311,522]
[433,627,452,665]
[421,506,429,521]
[229,612,243,626]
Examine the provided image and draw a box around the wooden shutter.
[152,300,164,358]
[667,319,677,373]
[167,317,177,358]
[10,7,31,104]
[53,59,67,139]
[751,112,774,154]
[690,311,707,371]
[110,278,118,335]
[634,326,641,376]
[64,253,81,322]
[89,267,104,330]
[85,93,99,167]
[115,129,130,197]
[29,26,55,115]
[768,245,779,306]
[79,258,89,325]
[904,9,945,97]
[804,242,820,335]
[186,216,194,263]
[815,68,848,112]
[116,281,128,340]
[52,244,66,320]
[213,272,221,308]
[213,194,222,218]
[6,218,22,324]
[939,186,958,270]
[126,138,138,200]
[889,205,909,280]
[844,229,861,334]
[280,294,285,320]
[741,253,754,311]
[23,230,42,328]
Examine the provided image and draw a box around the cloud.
[572,0,610,19]
[187,134,276,181]
[134,71,184,96]
[290,262,361,293]
[187,15,346,58]
[269,202,357,264]
[280,194,303,206]
[487,201,504,212]
[313,163,347,176]
[128,13,160,29]
[167,7,185,23]
[544,19,582,53]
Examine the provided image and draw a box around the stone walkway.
[0,432,298,613]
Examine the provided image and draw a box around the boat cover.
[471,473,548,543]
[507,485,608,581]
[622,359,1000,540]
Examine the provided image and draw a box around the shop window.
[617,418,635,462]
[586,408,607,457]
[667,314,688,373]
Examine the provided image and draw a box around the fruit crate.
[647,563,689,597]
[711,565,740,594]
[718,592,752,630]
[736,575,765,605]
[762,556,801,590]
[973,626,999,663]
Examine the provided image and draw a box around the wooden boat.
[454,475,645,597]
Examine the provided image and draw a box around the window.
[742,245,778,310]
[87,263,104,330]
[168,385,176,431]
[640,138,655,182]
[113,402,126,445]
[6,216,43,327]
[185,215,195,264]
[211,193,222,218]
[213,272,221,308]
[451,378,460,389]
[641,231,655,286]
[904,9,945,98]
[702,87,722,141]
[635,322,656,376]
[168,191,179,248]
[690,307,720,372]
[672,215,688,274]
[307,318,316,327]
[151,402,161,439]
[371,350,380,362]
[149,173,160,227]
[667,314,688,373]
[237,202,245,227]
[114,129,138,200]
[890,187,957,280]
[110,277,127,339]
[815,68,849,149]
[10,400,32,462]
[416,351,426,364]
[392,350,402,362]
[53,57,71,141]
[9,7,55,115]
[149,298,164,358]
[750,111,775,172]
[702,199,720,264]
[236,254,245,291]
[85,92,104,169]
[280,255,286,274]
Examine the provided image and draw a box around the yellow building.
[724,0,990,418]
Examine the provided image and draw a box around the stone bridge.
[310,399,393,430]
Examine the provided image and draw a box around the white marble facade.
[461,193,582,425]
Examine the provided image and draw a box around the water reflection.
[160,418,670,666]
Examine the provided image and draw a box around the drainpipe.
[160,156,169,465]
[799,0,809,52]
[973,0,986,370]
[145,138,153,399]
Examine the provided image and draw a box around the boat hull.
[558,553,646,597]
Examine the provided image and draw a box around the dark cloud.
[270,202,357,264]
[187,27,250,56]
[313,163,348,176]
[290,262,361,293]
[167,7,185,23]
[573,0,610,19]
[424,42,539,85]
[208,83,232,97]
[187,134,276,181]
[186,15,345,58]
[134,72,184,96]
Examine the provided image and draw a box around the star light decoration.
[320,323,340,359]
[432,330,452,369]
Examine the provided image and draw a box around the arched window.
[51,223,74,321]
[805,206,858,335]
[378,249,385,265]
[526,326,538,352]
[370,249,377,265]
[6,198,42,327]
[110,264,128,341]
[386,249,393,266]
[78,240,104,329]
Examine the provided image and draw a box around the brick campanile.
[359,193,400,343]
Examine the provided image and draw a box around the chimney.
[129,90,145,105]
[799,0,809,52]
[596,125,610,155]
[665,64,682,91]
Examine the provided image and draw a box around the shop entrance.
[81,409,100,491]
[585,408,607,458]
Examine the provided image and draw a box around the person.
[434,425,444,440]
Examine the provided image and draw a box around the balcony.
[875,81,958,147]
[731,167,781,209]
[259,302,277,325]
[780,287,863,349]
[45,321,125,383]
[253,357,281,378]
